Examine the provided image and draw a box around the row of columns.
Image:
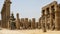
[41,7,54,31]
[16,16,41,29]
[41,2,60,30]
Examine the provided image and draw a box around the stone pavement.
[0,29,60,34]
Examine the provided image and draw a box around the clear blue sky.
[0,0,60,21]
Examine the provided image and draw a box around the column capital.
[49,7,52,13]
[45,9,47,15]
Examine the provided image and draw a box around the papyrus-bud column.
[41,16,43,30]
[45,9,47,30]
[55,4,60,30]
[49,7,53,30]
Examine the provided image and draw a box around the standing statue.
[9,13,16,30]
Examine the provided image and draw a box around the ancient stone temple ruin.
[0,0,60,31]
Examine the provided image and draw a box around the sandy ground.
[0,29,60,34]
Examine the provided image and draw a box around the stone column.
[38,18,41,29]
[28,19,31,29]
[21,18,24,29]
[41,11,44,30]
[25,18,28,29]
[16,13,20,29]
[49,7,53,30]
[5,0,11,28]
[42,16,46,32]
[35,22,38,29]
[31,18,35,29]
[55,4,60,30]
[44,9,47,31]
[41,17,43,29]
